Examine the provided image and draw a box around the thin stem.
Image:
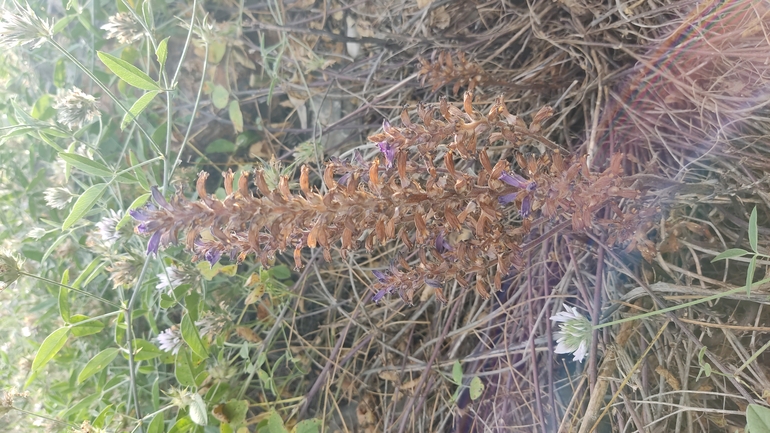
[47,38,163,157]
[171,41,208,177]
[19,271,123,309]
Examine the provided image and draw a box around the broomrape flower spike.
[551,305,592,363]
[0,1,52,49]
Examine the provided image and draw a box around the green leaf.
[469,376,484,401]
[128,338,164,361]
[229,100,243,133]
[712,248,750,262]
[747,404,770,433]
[270,264,291,280]
[219,400,248,427]
[747,255,758,296]
[31,94,56,120]
[70,314,105,337]
[181,314,209,359]
[156,37,169,69]
[62,183,107,230]
[116,192,150,231]
[59,269,70,323]
[147,413,165,433]
[77,348,119,383]
[129,150,150,191]
[59,152,113,177]
[97,51,160,91]
[31,327,70,373]
[212,85,229,109]
[189,393,208,426]
[52,14,78,34]
[267,411,287,433]
[750,207,759,253]
[205,138,235,154]
[72,257,101,288]
[452,360,462,385]
[175,350,196,387]
[54,59,66,88]
[292,419,321,433]
[168,417,195,433]
[121,90,160,129]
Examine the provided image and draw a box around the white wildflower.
[43,187,73,209]
[156,326,184,355]
[101,12,145,44]
[156,266,189,293]
[95,210,123,247]
[53,87,100,130]
[0,1,51,49]
[551,305,592,363]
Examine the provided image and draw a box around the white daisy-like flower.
[550,305,592,363]
[156,326,184,355]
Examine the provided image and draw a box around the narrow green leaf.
[97,51,160,91]
[750,207,759,253]
[181,314,208,359]
[116,192,150,231]
[469,376,484,401]
[229,100,243,133]
[93,404,113,428]
[189,393,208,426]
[72,257,101,289]
[452,360,463,385]
[129,150,150,192]
[31,327,70,373]
[156,37,169,69]
[62,183,107,230]
[52,14,78,35]
[42,234,69,263]
[712,248,750,262]
[152,377,160,411]
[54,59,66,88]
[747,404,770,433]
[59,152,113,177]
[121,90,160,130]
[77,348,119,383]
[70,314,105,337]
[59,269,70,323]
[747,255,758,296]
[147,413,164,433]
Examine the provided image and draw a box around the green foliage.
[747,404,770,433]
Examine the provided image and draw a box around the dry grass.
[169,0,770,431]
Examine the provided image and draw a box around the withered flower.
[101,12,145,44]
[0,1,51,49]
[54,87,101,130]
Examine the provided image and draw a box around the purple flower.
[129,208,151,221]
[372,270,388,283]
[205,249,222,267]
[147,231,162,256]
[435,231,452,253]
[377,141,396,168]
[425,279,441,288]
[151,186,172,210]
[372,288,388,303]
[499,192,518,205]
[520,195,532,218]
[499,171,529,189]
[382,119,392,134]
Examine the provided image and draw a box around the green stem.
[595,275,770,330]
[19,271,123,309]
